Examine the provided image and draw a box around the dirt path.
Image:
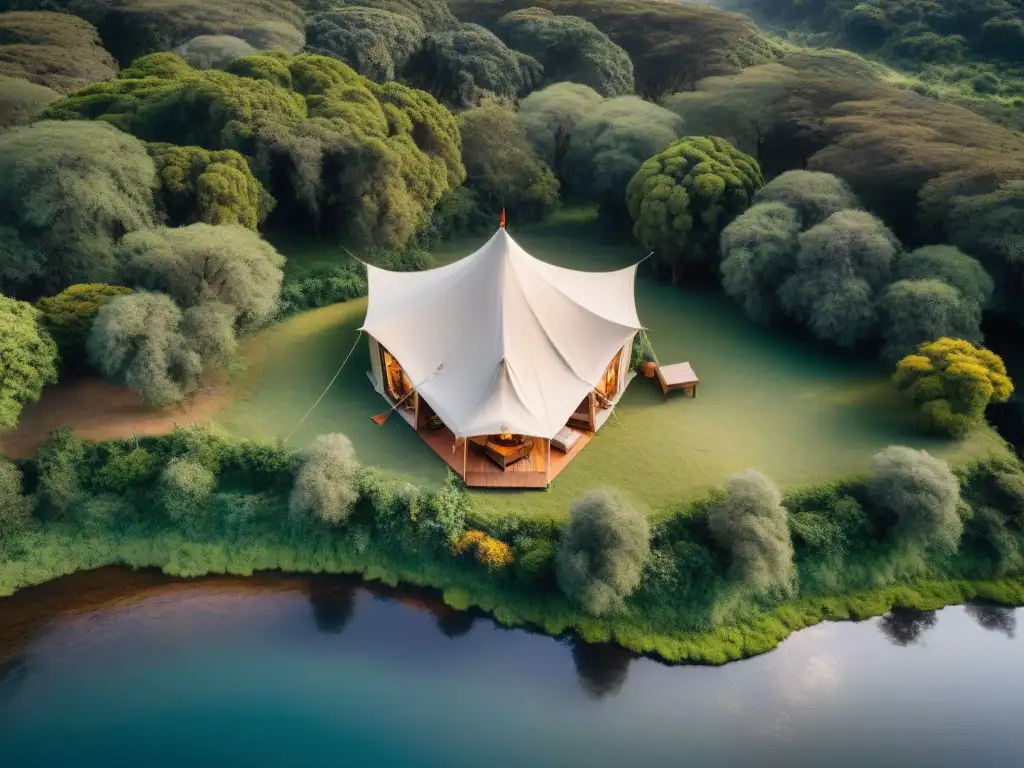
[1,376,233,459]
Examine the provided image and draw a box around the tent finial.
[499,207,506,229]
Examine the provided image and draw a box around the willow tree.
[0,120,158,297]
[627,136,763,278]
[494,7,633,96]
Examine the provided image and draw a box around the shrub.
[868,446,963,553]
[305,7,425,82]
[34,428,85,516]
[0,120,158,297]
[892,338,1014,438]
[94,443,158,493]
[752,170,861,228]
[893,245,994,311]
[159,457,217,530]
[34,284,133,372]
[778,210,899,348]
[708,470,794,593]
[878,279,983,365]
[278,263,368,317]
[627,136,763,277]
[289,434,360,526]
[87,292,235,407]
[0,11,117,93]
[453,529,515,570]
[417,471,468,545]
[0,295,58,429]
[117,224,284,329]
[0,75,60,129]
[172,35,257,70]
[0,458,31,541]
[556,487,650,615]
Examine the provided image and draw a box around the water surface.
[0,570,1021,767]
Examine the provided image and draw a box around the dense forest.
[0,0,1022,644]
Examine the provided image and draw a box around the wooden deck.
[418,425,592,489]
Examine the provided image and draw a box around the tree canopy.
[289,433,360,526]
[305,7,425,83]
[458,103,558,223]
[404,21,542,108]
[172,34,255,70]
[339,0,455,31]
[0,74,59,128]
[517,81,603,183]
[892,338,1014,437]
[0,120,158,298]
[556,487,650,616]
[893,245,995,310]
[0,294,58,429]
[34,283,133,371]
[493,7,633,97]
[752,169,862,228]
[148,144,275,230]
[0,10,117,92]
[48,52,465,247]
[878,279,984,364]
[117,224,285,330]
[627,136,763,277]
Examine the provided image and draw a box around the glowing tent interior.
[361,227,644,489]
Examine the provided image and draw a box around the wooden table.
[469,436,533,469]
[657,362,699,398]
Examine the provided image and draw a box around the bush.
[289,433,360,526]
[453,530,514,571]
[278,263,368,317]
[0,75,60,129]
[556,487,650,615]
[0,120,158,297]
[87,292,235,407]
[117,224,284,329]
[878,279,983,365]
[0,458,31,541]
[305,7,425,82]
[34,284,133,372]
[34,428,85,516]
[0,295,58,429]
[0,11,117,93]
[172,35,257,70]
[868,446,963,553]
[627,136,763,278]
[892,338,1014,438]
[893,245,994,310]
[752,170,861,228]
[708,470,794,593]
[159,457,217,531]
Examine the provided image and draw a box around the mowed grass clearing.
[214,210,1006,520]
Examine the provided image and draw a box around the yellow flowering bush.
[453,529,514,570]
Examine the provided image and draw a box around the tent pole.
[545,438,551,485]
[462,438,468,480]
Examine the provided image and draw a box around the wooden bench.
[657,362,699,398]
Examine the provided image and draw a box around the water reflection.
[569,638,633,699]
[965,601,1017,638]
[307,580,357,635]
[435,610,476,638]
[878,608,938,647]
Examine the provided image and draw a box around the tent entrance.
[380,344,415,412]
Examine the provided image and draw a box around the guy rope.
[283,330,364,445]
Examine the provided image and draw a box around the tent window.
[381,345,414,406]
[596,349,622,398]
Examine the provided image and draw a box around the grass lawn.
[213,209,1007,521]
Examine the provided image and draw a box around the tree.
[117,224,285,330]
[627,136,763,277]
[289,433,360,526]
[494,7,633,97]
[0,458,31,542]
[87,291,235,407]
[305,7,425,82]
[562,95,683,220]
[555,487,650,616]
[34,283,133,372]
[341,0,455,30]
[719,202,802,324]
[868,445,963,553]
[0,295,58,429]
[159,457,217,531]
[752,170,862,228]
[404,22,543,108]
[148,144,275,230]
[172,35,256,70]
[893,245,994,311]
[778,210,899,348]
[0,11,117,93]
[517,81,603,183]
[458,103,559,222]
[0,120,158,297]
[34,427,84,516]
[708,470,794,592]
[878,279,984,365]
[892,338,1014,438]
[0,75,60,129]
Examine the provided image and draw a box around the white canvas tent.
[361,227,643,439]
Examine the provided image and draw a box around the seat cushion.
[551,426,580,453]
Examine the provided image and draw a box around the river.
[0,569,1021,767]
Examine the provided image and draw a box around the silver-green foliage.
[289,433,360,526]
[556,488,650,615]
[0,75,61,129]
[306,7,425,82]
[878,278,983,364]
[0,295,58,429]
[0,121,158,296]
[893,245,994,310]
[868,446,963,553]
[753,170,861,228]
[117,223,285,330]
[517,81,603,170]
[172,35,256,70]
[87,292,236,407]
[160,457,217,526]
[708,470,794,592]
